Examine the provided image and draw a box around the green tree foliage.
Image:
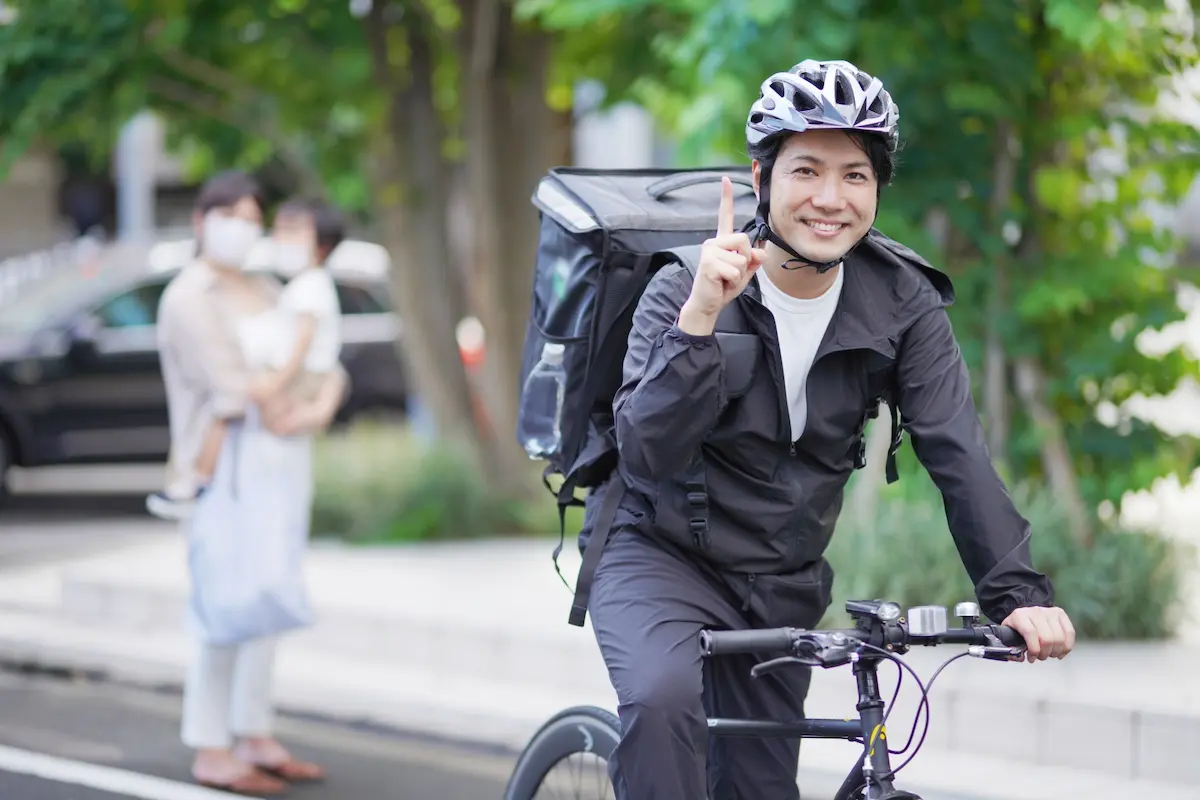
[0,0,574,497]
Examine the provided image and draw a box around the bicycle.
[503,598,1026,800]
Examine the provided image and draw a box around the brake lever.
[750,656,814,678]
[977,629,1026,661]
[968,645,1025,662]
[750,637,862,679]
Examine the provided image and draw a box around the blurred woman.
[156,170,344,794]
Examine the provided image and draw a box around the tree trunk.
[460,0,572,495]
[983,121,1016,472]
[363,6,480,452]
[1012,357,1093,546]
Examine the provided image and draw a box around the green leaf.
[944,82,1008,115]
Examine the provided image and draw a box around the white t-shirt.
[756,265,844,441]
[276,268,342,372]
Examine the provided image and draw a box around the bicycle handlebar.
[699,622,1024,659]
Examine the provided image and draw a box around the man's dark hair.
[276,197,347,262]
[194,170,264,215]
[748,130,896,191]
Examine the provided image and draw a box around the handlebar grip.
[700,628,796,656]
[992,625,1025,648]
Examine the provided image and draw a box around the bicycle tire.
[504,705,621,800]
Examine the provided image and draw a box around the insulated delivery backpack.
[516,166,904,627]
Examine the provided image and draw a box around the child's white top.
[277,268,342,372]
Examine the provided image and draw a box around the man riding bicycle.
[579,59,1076,799]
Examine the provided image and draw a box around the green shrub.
[309,419,422,540]
[821,468,1191,640]
[310,419,573,542]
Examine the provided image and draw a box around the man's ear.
[751,160,761,202]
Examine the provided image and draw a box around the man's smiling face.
[755,129,879,264]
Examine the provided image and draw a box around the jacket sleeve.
[613,264,726,481]
[896,306,1055,623]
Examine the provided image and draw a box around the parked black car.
[0,248,408,498]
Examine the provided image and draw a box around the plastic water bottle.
[517,342,567,459]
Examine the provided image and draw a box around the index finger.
[716,176,735,237]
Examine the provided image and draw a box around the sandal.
[198,768,290,796]
[257,758,326,784]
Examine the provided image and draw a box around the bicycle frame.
[707,652,898,799]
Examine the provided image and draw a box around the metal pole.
[115,111,160,241]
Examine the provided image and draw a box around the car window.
[335,282,388,315]
[0,268,130,332]
[94,280,170,328]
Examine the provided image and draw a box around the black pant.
[589,529,814,800]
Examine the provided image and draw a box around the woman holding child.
[153,170,347,794]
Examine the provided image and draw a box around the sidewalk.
[0,527,1198,799]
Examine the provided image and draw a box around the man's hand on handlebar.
[1000,606,1075,662]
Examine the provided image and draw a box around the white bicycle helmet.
[746,59,899,151]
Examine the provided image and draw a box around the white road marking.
[0,743,251,799]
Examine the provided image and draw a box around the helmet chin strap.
[751,213,844,274]
[751,198,876,274]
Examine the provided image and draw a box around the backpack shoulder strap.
[884,394,902,484]
[861,368,904,485]
[661,244,704,278]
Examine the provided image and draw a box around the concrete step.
[10,535,1200,788]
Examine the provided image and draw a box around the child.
[248,197,346,429]
[146,198,345,521]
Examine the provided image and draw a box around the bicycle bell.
[954,601,981,627]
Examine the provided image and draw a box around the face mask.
[200,212,262,269]
[273,241,313,275]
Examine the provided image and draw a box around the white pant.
[181,636,279,749]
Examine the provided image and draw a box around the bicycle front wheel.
[504,705,621,800]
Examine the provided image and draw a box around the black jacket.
[583,231,1054,626]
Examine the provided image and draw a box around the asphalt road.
[0,668,516,799]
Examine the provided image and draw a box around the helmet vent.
[833,73,855,105]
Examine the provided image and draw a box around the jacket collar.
[817,254,896,359]
[742,229,954,362]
